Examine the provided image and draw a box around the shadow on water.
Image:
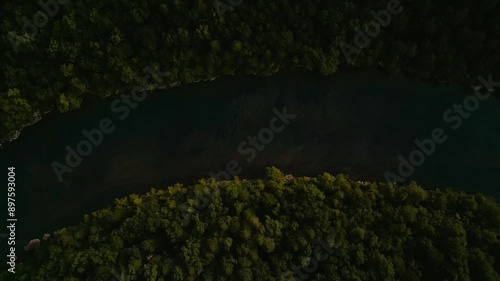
[1,69,499,250]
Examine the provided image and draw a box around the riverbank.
[1,69,500,254]
[1,65,494,151]
[7,169,500,280]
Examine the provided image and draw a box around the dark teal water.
[0,69,499,255]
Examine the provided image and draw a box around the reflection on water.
[1,69,499,248]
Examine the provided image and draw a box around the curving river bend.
[1,69,499,249]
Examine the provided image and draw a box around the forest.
[1,0,499,143]
[5,168,500,281]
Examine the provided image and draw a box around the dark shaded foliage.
[1,0,499,142]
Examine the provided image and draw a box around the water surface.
[1,69,499,250]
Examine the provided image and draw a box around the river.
[1,69,499,251]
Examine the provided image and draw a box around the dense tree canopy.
[1,0,499,143]
[6,168,500,281]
